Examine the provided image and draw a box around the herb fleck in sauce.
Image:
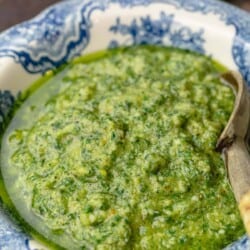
[1,46,244,249]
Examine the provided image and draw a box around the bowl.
[0,0,249,249]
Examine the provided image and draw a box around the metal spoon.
[216,71,250,234]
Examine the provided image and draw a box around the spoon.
[216,71,250,234]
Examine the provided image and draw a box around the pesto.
[1,46,244,249]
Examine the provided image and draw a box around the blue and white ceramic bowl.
[0,0,250,249]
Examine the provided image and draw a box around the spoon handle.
[225,137,250,234]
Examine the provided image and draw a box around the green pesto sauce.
[1,46,244,249]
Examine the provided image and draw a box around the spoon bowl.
[216,71,250,234]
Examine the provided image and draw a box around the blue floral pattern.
[225,236,250,250]
[0,0,108,73]
[0,201,30,250]
[0,0,250,249]
[0,91,15,127]
[109,12,205,53]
